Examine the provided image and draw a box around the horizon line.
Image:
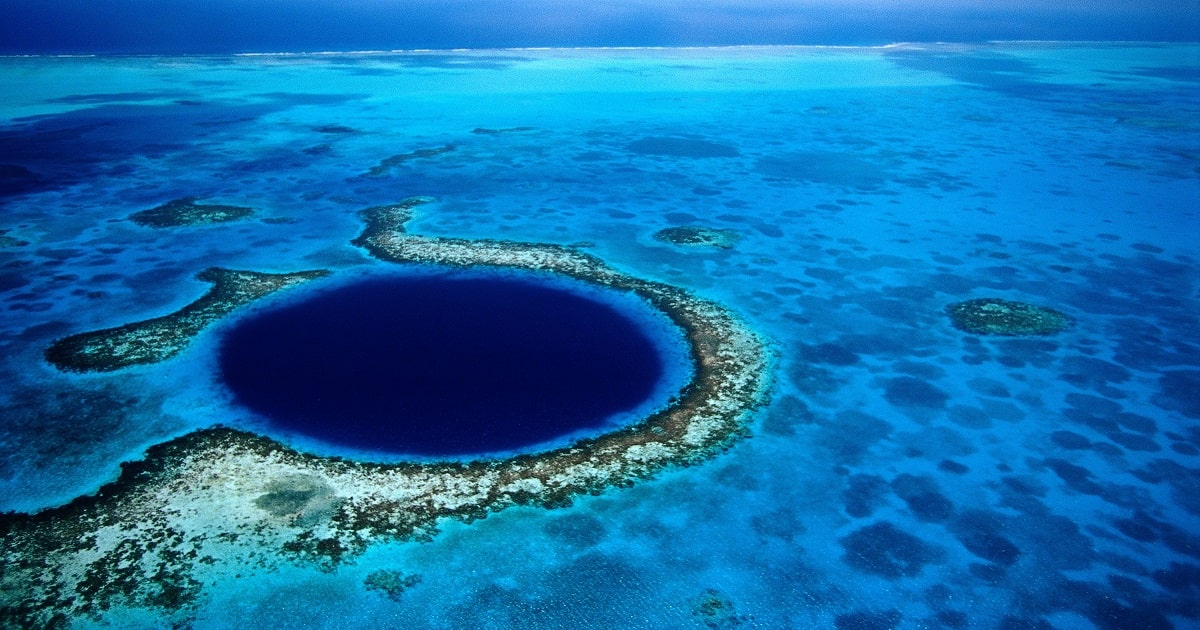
[1,40,1194,59]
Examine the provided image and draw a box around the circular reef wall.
[0,196,771,626]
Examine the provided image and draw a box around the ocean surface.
[1,43,1198,628]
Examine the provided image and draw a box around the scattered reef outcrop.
[312,124,358,134]
[0,228,29,248]
[129,197,256,227]
[364,569,423,601]
[363,146,456,177]
[946,297,1072,336]
[653,225,740,249]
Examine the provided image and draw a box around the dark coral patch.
[759,394,816,436]
[0,163,46,196]
[884,377,950,409]
[1113,517,1158,543]
[843,474,890,518]
[1110,432,1160,452]
[1050,430,1093,450]
[1060,356,1131,389]
[362,145,456,177]
[1045,458,1104,495]
[938,460,969,474]
[0,229,29,248]
[1155,370,1200,418]
[130,197,256,228]
[840,521,944,578]
[653,226,740,249]
[817,411,892,465]
[691,588,745,628]
[1152,562,1200,593]
[755,152,887,190]
[946,298,1071,336]
[950,511,1021,566]
[363,569,422,601]
[936,610,970,629]
[799,342,860,366]
[891,474,954,522]
[313,124,358,134]
[627,136,738,158]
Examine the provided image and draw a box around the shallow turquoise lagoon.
[1,43,1198,628]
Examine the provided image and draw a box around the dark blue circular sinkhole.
[217,272,671,457]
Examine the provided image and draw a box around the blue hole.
[217,271,672,457]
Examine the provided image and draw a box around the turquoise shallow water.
[1,43,1199,628]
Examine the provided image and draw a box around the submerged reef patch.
[0,228,29,248]
[312,124,358,134]
[653,226,740,249]
[363,145,456,177]
[45,268,330,372]
[364,569,422,601]
[946,297,1072,336]
[129,197,256,228]
[0,163,47,197]
[627,136,739,158]
[755,152,888,190]
[1,197,770,626]
[691,588,746,627]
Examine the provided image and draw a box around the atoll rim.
[946,297,1072,336]
[0,197,772,626]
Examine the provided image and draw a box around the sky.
[0,0,1197,54]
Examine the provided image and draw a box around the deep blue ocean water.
[0,43,1198,628]
[3,2,1198,54]
[218,271,672,457]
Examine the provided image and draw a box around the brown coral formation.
[946,297,1072,336]
[44,268,330,372]
[129,197,256,228]
[653,225,740,249]
[363,146,456,177]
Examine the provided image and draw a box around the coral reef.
[653,226,740,249]
[129,197,256,228]
[363,146,456,177]
[692,588,746,628]
[45,268,330,372]
[0,228,28,248]
[312,124,358,134]
[364,570,422,601]
[1,197,770,626]
[946,298,1072,336]
[627,136,739,158]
